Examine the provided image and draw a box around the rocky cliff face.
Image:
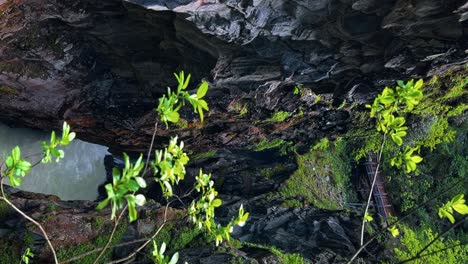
[1,0,466,152]
[0,0,467,263]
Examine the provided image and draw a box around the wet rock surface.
[0,0,467,263]
[0,0,466,152]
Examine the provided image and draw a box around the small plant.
[4,146,31,187]
[21,248,34,264]
[152,242,178,264]
[97,153,146,221]
[41,122,76,163]
[266,111,290,122]
[438,194,468,224]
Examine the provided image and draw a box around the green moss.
[244,243,308,264]
[56,220,128,263]
[0,84,19,95]
[279,139,356,209]
[173,118,188,129]
[259,164,290,179]
[266,111,290,122]
[192,150,217,160]
[252,138,292,154]
[232,102,249,116]
[0,241,21,264]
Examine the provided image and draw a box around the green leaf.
[183,73,191,89]
[364,213,374,222]
[197,82,209,99]
[96,198,110,210]
[411,155,423,163]
[391,134,403,146]
[388,226,399,237]
[169,252,179,264]
[212,199,222,207]
[135,194,146,206]
[135,177,147,188]
[128,202,137,222]
[198,106,205,122]
[167,111,180,123]
[453,204,468,215]
[451,194,464,204]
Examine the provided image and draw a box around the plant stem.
[360,134,387,246]
[107,204,170,264]
[93,206,128,264]
[142,121,158,177]
[0,178,58,264]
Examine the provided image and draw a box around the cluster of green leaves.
[157,71,209,127]
[152,242,178,264]
[97,153,146,222]
[4,146,31,187]
[41,122,76,163]
[438,194,468,224]
[366,79,424,173]
[390,146,423,173]
[21,248,34,264]
[150,136,189,198]
[188,170,249,246]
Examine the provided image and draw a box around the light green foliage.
[157,71,209,127]
[364,212,373,223]
[293,85,303,96]
[21,248,34,264]
[151,136,189,198]
[97,153,146,222]
[259,164,289,179]
[56,220,128,263]
[192,150,217,160]
[4,146,31,187]
[41,122,76,163]
[266,111,290,122]
[312,137,329,151]
[366,79,424,173]
[390,146,423,173]
[246,244,307,264]
[393,224,468,263]
[438,194,468,224]
[189,171,249,246]
[388,225,399,237]
[152,242,179,264]
[253,138,292,154]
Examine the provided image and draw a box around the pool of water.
[0,123,108,200]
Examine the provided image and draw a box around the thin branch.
[107,203,171,264]
[347,176,468,263]
[0,178,58,264]
[360,134,387,246]
[142,121,158,177]
[93,206,128,264]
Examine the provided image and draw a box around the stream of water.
[0,123,108,200]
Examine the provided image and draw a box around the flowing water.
[0,123,108,200]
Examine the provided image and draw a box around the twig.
[142,121,158,177]
[360,134,387,246]
[107,203,171,264]
[0,178,58,264]
[93,206,128,264]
